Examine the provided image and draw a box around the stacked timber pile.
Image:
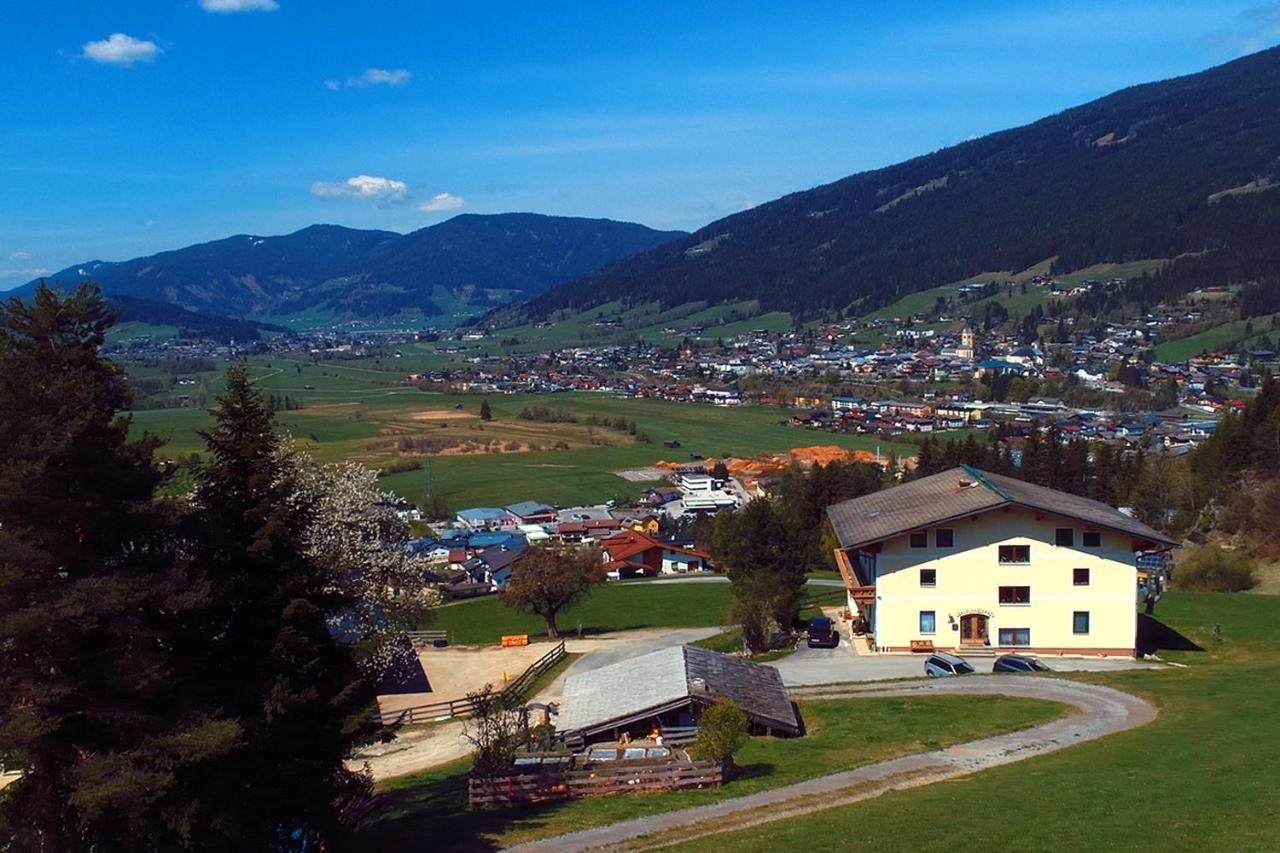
[654,445,888,489]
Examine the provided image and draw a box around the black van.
[806,615,839,648]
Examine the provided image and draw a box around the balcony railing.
[833,549,875,603]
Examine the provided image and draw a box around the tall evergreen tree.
[169,364,378,849]
[1021,429,1049,486]
[0,284,199,849]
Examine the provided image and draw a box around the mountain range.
[510,45,1280,324]
[17,214,684,324]
[21,47,1280,333]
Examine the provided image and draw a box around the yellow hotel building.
[827,466,1175,657]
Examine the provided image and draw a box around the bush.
[380,457,422,475]
[1173,544,1257,592]
[691,699,748,763]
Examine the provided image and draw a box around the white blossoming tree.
[285,451,442,678]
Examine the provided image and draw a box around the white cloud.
[9,251,32,261]
[81,33,160,66]
[324,68,412,90]
[311,174,410,203]
[419,193,464,212]
[199,0,279,12]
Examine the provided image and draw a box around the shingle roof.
[826,465,1176,550]
[557,645,798,736]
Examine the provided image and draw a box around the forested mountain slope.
[19,216,683,322]
[516,46,1280,322]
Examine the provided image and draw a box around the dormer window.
[1055,528,1075,547]
[1082,531,1102,548]
[935,528,955,548]
[909,531,928,549]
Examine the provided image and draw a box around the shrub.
[380,457,422,475]
[691,699,749,763]
[1173,544,1257,592]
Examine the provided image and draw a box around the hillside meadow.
[126,356,914,509]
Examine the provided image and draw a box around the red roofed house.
[599,530,712,578]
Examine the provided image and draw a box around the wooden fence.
[468,758,725,805]
[373,640,567,726]
[406,629,449,647]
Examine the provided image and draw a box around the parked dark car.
[992,654,1052,673]
[806,615,839,648]
[924,652,975,677]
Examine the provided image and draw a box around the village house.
[826,466,1175,657]
[455,506,521,532]
[505,500,557,525]
[598,529,713,578]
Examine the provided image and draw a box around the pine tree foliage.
[0,283,203,849]
[170,363,379,849]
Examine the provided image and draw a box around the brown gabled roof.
[827,465,1176,550]
[600,530,710,562]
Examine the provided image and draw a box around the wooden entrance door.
[960,614,989,644]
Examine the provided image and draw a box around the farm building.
[556,645,800,743]
[827,465,1176,656]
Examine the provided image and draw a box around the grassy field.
[357,693,1065,850]
[1154,313,1280,362]
[130,360,915,508]
[429,581,846,645]
[862,258,1164,326]
[474,301,792,355]
[666,591,1280,852]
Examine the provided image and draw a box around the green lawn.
[430,581,844,645]
[130,367,916,508]
[667,591,1280,852]
[1154,313,1280,362]
[862,257,1163,325]
[357,693,1065,850]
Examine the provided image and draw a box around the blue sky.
[2,0,1279,289]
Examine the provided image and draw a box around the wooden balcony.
[847,585,875,603]
[833,549,876,603]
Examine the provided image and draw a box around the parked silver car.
[923,652,975,677]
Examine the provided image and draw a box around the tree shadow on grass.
[1136,612,1205,656]
[730,762,779,783]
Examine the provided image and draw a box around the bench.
[910,640,935,653]
[407,630,449,648]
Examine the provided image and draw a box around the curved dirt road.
[506,676,1156,852]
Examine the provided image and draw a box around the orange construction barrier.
[501,634,530,647]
